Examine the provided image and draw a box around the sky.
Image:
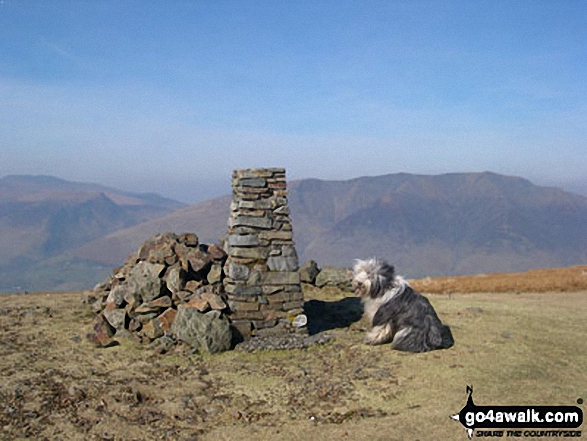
[1,0,586,203]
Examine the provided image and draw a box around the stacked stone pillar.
[224,168,303,336]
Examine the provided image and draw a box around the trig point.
[223,168,303,337]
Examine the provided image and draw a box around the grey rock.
[172,308,232,354]
[106,285,126,307]
[235,215,272,230]
[315,267,351,289]
[103,309,127,330]
[299,260,320,284]
[227,234,259,247]
[127,261,166,303]
[261,271,300,285]
[267,256,298,272]
[165,266,186,294]
[239,177,267,187]
[226,262,250,281]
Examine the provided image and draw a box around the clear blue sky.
[1,1,586,202]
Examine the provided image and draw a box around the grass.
[410,264,587,293]
[0,269,586,440]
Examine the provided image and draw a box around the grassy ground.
[1,280,586,440]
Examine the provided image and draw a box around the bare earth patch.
[1,284,586,440]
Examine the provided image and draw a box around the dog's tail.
[439,324,455,349]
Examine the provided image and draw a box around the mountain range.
[1,172,586,292]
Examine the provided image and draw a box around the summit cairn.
[224,168,303,337]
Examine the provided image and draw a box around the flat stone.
[258,231,293,241]
[261,271,301,285]
[150,295,172,308]
[239,199,272,210]
[225,284,263,297]
[234,215,272,229]
[239,177,267,188]
[202,293,227,311]
[185,297,211,312]
[267,256,298,272]
[227,234,259,247]
[231,246,269,260]
[186,248,211,273]
[315,267,352,289]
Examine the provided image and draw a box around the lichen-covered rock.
[315,267,352,291]
[172,308,232,354]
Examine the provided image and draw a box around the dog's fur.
[351,258,454,352]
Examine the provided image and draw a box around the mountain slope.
[72,172,587,280]
[0,175,185,279]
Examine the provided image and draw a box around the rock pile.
[223,168,304,337]
[85,232,232,353]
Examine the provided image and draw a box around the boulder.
[172,308,232,354]
[315,266,352,290]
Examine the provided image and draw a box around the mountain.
[3,172,586,292]
[0,175,185,291]
[73,172,587,278]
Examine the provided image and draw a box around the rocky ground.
[1,285,586,440]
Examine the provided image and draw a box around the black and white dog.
[351,258,454,352]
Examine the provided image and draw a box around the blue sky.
[1,1,586,203]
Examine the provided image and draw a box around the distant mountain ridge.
[2,172,586,292]
[0,175,185,291]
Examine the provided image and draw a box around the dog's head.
[351,258,396,299]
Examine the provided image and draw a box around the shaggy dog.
[351,258,454,352]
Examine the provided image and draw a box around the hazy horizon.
[1,1,586,203]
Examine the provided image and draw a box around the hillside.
[0,176,185,291]
[3,172,587,292]
[77,172,587,277]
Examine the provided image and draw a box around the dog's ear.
[347,268,353,279]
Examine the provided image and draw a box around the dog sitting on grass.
[351,258,454,352]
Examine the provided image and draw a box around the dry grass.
[1,268,586,440]
[410,264,587,294]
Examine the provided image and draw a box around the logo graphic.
[451,386,583,439]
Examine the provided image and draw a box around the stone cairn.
[85,232,232,353]
[223,168,304,338]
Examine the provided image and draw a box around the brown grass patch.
[410,265,587,294]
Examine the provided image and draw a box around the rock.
[165,266,186,294]
[126,261,166,303]
[299,260,320,284]
[185,297,210,312]
[172,308,232,353]
[106,285,126,307]
[207,263,223,284]
[206,244,227,261]
[185,247,211,273]
[157,308,177,332]
[151,336,175,354]
[267,256,298,272]
[315,267,351,289]
[202,292,227,311]
[90,314,117,347]
[142,319,164,340]
[103,309,127,330]
[261,271,300,285]
[178,233,198,247]
[225,261,250,281]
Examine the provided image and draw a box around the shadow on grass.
[303,297,364,335]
